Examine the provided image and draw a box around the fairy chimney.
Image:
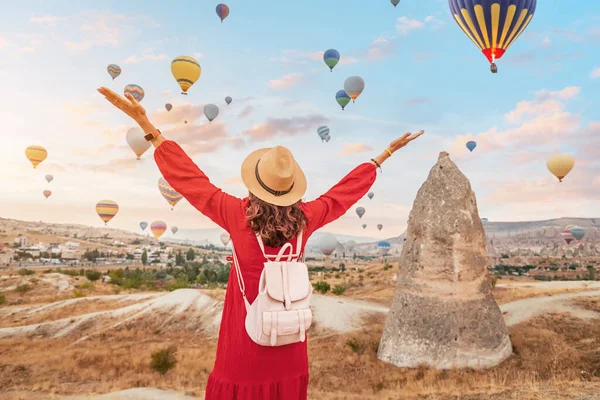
[378,152,512,369]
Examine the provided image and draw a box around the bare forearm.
[371,150,391,167]
[136,116,165,148]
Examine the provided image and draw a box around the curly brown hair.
[245,193,307,248]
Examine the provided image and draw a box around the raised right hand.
[97,87,147,123]
[388,130,424,153]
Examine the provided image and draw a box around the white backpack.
[231,230,313,347]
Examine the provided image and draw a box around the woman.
[98,87,423,399]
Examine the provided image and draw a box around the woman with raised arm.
[98,87,423,400]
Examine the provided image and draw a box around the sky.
[1,0,599,240]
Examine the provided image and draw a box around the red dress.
[155,141,377,400]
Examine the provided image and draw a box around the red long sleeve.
[154,140,242,232]
[301,162,377,232]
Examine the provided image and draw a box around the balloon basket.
[490,63,498,73]
[181,92,187,95]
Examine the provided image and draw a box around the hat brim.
[241,148,307,207]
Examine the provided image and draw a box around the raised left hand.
[97,87,147,123]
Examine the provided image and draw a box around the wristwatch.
[144,129,161,141]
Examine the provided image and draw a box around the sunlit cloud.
[268,73,304,90]
[124,49,169,63]
[591,68,600,79]
[30,16,65,26]
[339,143,374,156]
[243,114,328,141]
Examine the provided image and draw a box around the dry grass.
[0,312,599,399]
[492,286,595,305]
[0,298,143,328]
[573,296,600,313]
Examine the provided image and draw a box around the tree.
[85,270,102,282]
[339,263,346,272]
[186,248,196,262]
[175,251,185,266]
[141,250,148,266]
[126,253,134,260]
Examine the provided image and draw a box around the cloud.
[405,97,430,106]
[367,37,395,61]
[238,105,255,118]
[194,52,202,59]
[270,49,358,66]
[424,15,445,29]
[224,175,243,185]
[124,49,169,63]
[412,52,435,62]
[268,73,304,90]
[152,103,205,125]
[449,86,582,158]
[243,114,329,141]
[64,11,158,51]
[396,17,425,35]
[162,89,172,96]
[0,37,9,48]
[591,68,600,79]
[19,47,35,53]
[541,37,552,47]
[339,143,374,156]
[30,16,64,26]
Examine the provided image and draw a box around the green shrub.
[167,276,189,291]
[150,345,177,375]
[332,285,346,295]
[313,281,330,294]
[334,273,341,279]
[75,282,95,290]
[0,294,5,306]
[383,264,393,271]
[17,269,34,276]
[85,270,102,282]
[346,338,366,355]
[491,274,499,288]
[15,284,31,297]
[73,289,86,298]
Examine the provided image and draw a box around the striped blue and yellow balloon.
[107,64,121,80]
[323,49,340,71]
[96,200,119,226]
[171,56,201,95]
[124,84,145,102]
[448,0,537,69]
[158,176,183,210]
[317,126,330,142]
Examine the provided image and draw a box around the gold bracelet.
[385,148,393,157]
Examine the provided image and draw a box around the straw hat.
[241,146,306,206]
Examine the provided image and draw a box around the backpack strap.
[256,230,304,262]
[231,242,250,310]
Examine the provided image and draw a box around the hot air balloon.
[466,141,477,152]
[96,200,119,226]
[107,64,121,80]
[336,90,351,110]
[323,49,340,71]
[356,207,365,219]
[547,154,574,182]
[225,96,232,105]
[45,174,54,183]
[204,104,219,123]
[151,221,167,239]
[25,145,47,169]
[171,226,179,235]
[43,190,51,199]
[165,103,173,112]
[344,76,365,102]
[561,228,574,245]
[216,3,230,22]
[126,127,151,160]
[362,224,367,229]
[220,232,231,246]
[184,120,188,124]
[171,56,201,95]
[317,126,330,142]
[481,217,489,223]
[124,84,145,102]
[367,192,374,200]
[140,221,148,231]
[377,224,383,231]
[448,0,537,74]
[158,176,183,210]
[571,226,585,241]
[318,233,338,258]
[378,241,391,256]
[391,0,400,7]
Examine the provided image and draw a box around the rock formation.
[378,152,512,370]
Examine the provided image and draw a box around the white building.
[61,249,79,260]
[14,236,28,247]
[65,241,80,250]
[19,247,40,258]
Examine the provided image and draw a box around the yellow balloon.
[96,200,119,225]
[546,154,574,182]
[25,145,47,169]
[171,56,201,95]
